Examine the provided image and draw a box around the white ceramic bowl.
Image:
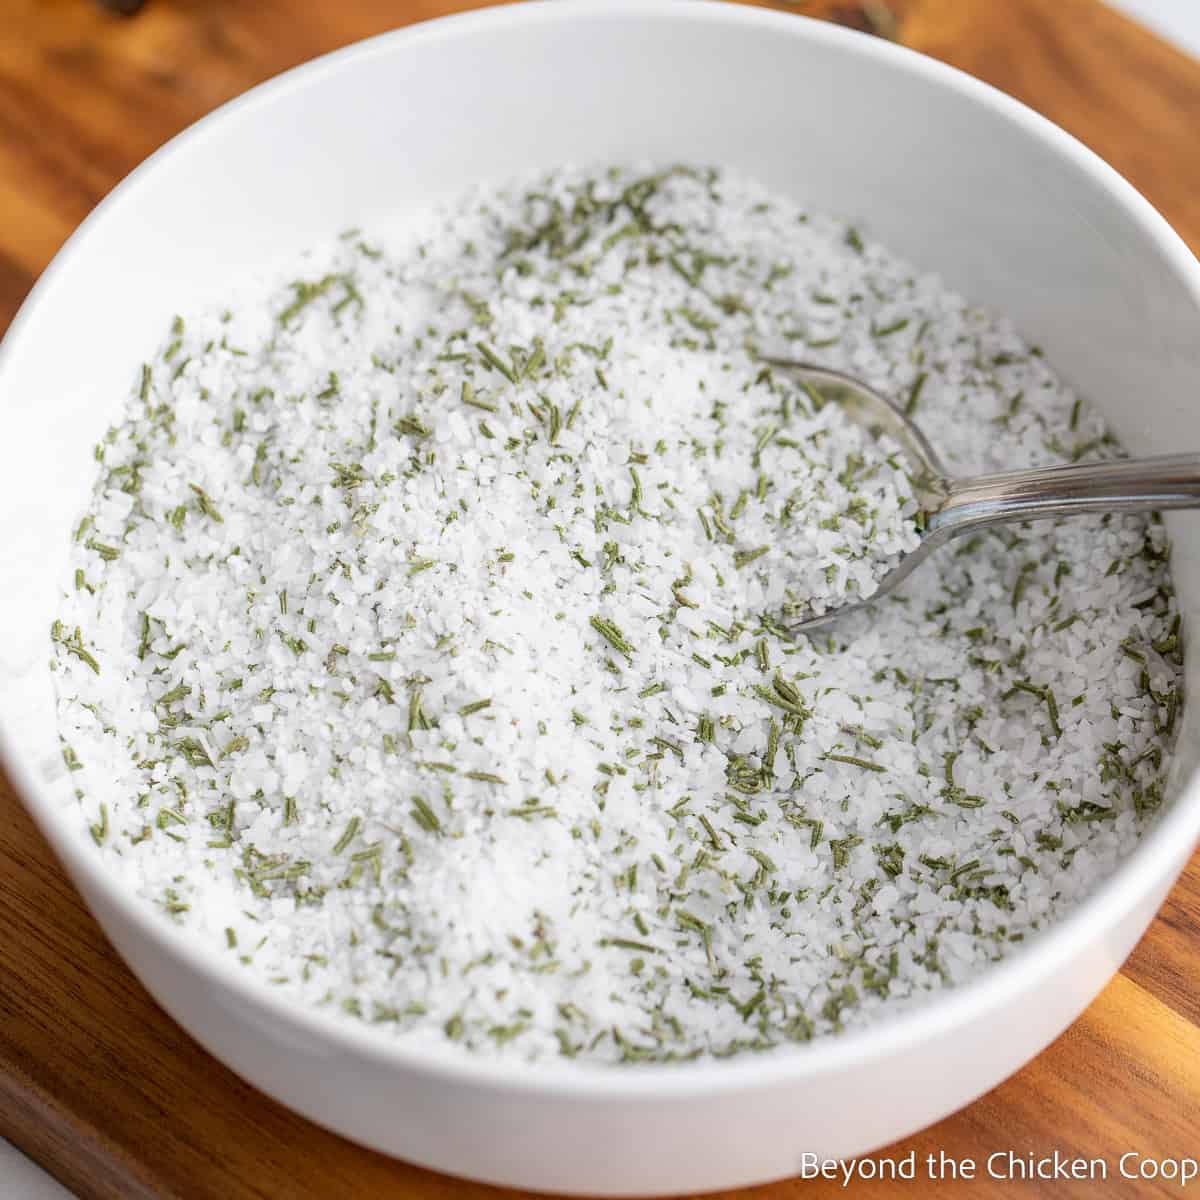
[2,3,1199,1193]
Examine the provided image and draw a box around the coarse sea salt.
[53,165,1182,1063]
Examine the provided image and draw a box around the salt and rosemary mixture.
[53,166,1182,1063]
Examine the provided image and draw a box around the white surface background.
[1117,0,1200,55]
[3,2,1197,1196]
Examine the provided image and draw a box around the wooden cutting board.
[2,1,1199,1196]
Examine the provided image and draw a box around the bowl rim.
[3,0,1200,1099]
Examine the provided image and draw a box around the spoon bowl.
[766,359,1200,633]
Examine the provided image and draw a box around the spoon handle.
[931,453,1200,535]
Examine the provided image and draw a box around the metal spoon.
[765,359,1200,634]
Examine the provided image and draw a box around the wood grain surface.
[2,1,1199,1196]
